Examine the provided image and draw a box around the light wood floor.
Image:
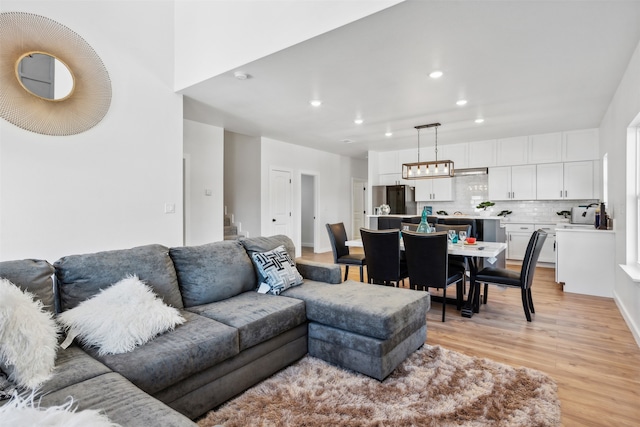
[301,247,640,427]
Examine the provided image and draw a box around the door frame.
[300,171,319,252]
[352,177,368,239]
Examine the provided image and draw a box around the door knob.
[272,219,276,222]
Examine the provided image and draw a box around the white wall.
[223,131,261,238]
[600,38,640,345]
[260,137,367,257]
[0,1,183,262]
[183,120,224,245]
[174,0,402,90]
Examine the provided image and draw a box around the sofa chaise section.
[282,280,430,380]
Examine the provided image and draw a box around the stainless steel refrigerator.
[372,185,416,215]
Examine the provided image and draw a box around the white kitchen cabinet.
[414,178,454,201]
[378,151,400,175]
[496,136,529,166]
[488,165,537,201]
[378,173,402,185]
[534,223,557,264]
[536,161,594,200]
[439,143,469,169]
[505,223,534,260]
[562,128,599,161]
[529,132,562,164]
[564,161,594,199]
[468,139,496,168]
[536,163,564,200]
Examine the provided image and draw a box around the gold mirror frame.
[15,51,76,102]
[0,12,111,136]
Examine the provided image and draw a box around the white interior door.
[270,168,292,237]
[352,179,367,239]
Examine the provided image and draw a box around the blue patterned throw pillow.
[251,245,303,295]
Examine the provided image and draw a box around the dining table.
[345,238,508,318]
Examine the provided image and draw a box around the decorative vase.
[416,206,431,233]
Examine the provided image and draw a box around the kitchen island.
[556,227,615,297]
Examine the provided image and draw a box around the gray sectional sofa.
[0,235,430,426]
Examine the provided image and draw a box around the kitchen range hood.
[454,167,488,176]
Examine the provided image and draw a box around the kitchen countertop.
[367,214,504,220]
[556,227,615,233]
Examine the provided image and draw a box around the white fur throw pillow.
[0,392,120,427]
[57,275,185,356]
[0,278,58,390]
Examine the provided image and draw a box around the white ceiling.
[180,1,640,159]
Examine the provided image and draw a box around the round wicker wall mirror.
[15,51,76,101]
[0,12,111,136]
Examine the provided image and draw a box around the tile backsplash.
[416,175,598,224]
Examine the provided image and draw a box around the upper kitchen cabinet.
[562,128,599,162]
[468,139,496,168]
[488,165,537,201]
[378,173,402,186]
[378,151,400,175]
[439,143,469,169]
[414,178,454,201]
[496,136,529,166]
[536,161,594,200]
[528,132,562,164]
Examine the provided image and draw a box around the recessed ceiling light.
[354,118,363,125]
[385,132,393,137]
[475,118,485,124]
[309,100,322,107]
[341,139,354,144]
[429,70,443,79]
[456,99,468,106]
[234,71,250,80]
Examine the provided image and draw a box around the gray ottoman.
[282,280,430,380]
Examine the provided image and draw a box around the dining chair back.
[474,229,547,321]
[359,228,407,287]
[433,223,471,287]
[400,222,418,232]
[441,218,477,238]
[326,223,366,282]
[434,223,472,238]
[401,231,464,321]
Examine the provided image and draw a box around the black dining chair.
[442,218,477,239]
[434,223,472,292]
[401,231,464,322]
[360,228,408,287]
[326,223,366,282]
[473,229,547,321]
[400,222,418,232]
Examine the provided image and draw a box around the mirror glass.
[16,52,74,100]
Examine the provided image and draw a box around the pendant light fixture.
[402,122,454,179]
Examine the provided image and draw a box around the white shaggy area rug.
[198,345,560,427]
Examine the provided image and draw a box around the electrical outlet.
[164,203,175,214]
